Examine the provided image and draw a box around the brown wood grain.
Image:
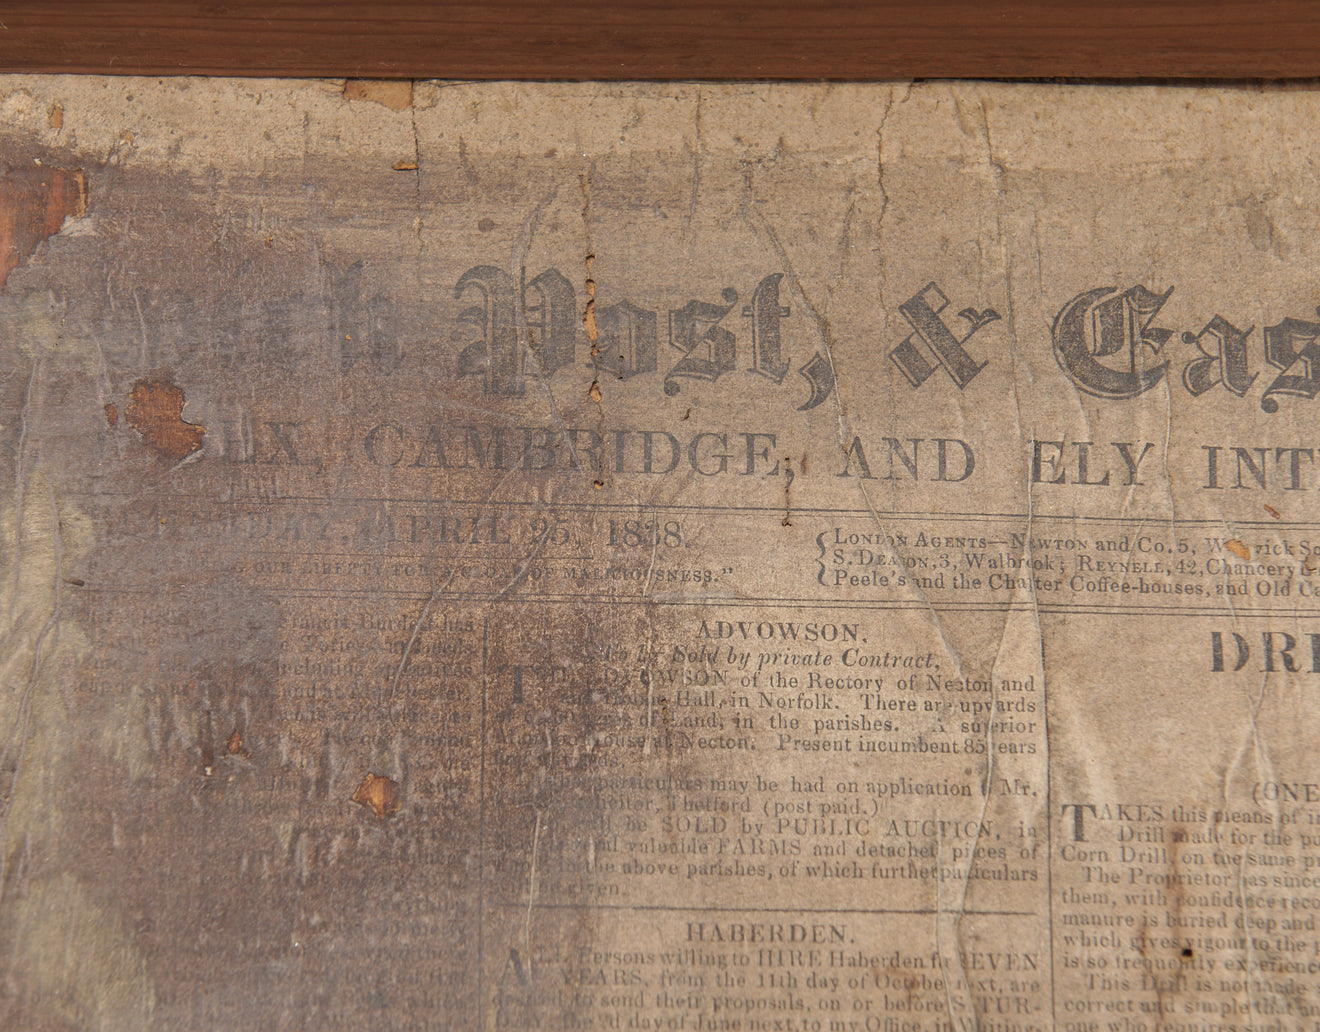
[0,0,1318,80]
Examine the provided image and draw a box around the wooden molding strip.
[1,1,1319,80]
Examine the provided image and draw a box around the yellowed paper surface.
[2,78,1319,1030]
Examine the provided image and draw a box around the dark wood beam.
[0,1,1317,80]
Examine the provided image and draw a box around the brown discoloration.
[343,79,413,111]
[1224,538,1250,560]
[103,402,118,427]
[782,456,793,527]
[124,380,206,460]
[47,103,63,130]
[391,159,418,171]
[226,729,247,757]
[201,711,216,775]
[1264,503,1281,519]
[584,255,598,358]
[0,165,87,289]
[351,773,401,819]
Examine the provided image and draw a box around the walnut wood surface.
[0,1,1318,80]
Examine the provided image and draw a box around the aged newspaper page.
[1,77,1319,1030]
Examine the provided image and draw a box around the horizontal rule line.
[194,547,604,561]
[63,491,1320,529]
[73,586,1320,617]
[486,903,1036,917]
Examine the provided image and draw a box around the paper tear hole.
[1224,539,1251,560]
[342,79,413,110]
[352,773,401,819]
[0,165,87,288]
[125,379,206,460]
